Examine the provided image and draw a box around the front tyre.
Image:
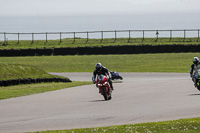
[108,93,112,100]
[197,81,200,91]
[102,88,108,100]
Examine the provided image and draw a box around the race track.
[0,73,200,133]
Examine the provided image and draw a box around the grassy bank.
[0,64,91,100]
[0,64,67,81]
[31,117,200,133]
[0,53,197,73]
[0,37,199,49]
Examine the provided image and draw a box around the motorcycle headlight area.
[98,82,108,87]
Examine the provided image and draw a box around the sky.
[0,0,200,17]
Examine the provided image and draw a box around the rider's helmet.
[193,57,199,65]
[95,62,102,72]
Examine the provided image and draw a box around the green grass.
[0,82,91,100]
[0,53,197,73]
[30,117,200,133]
[0,37,199,49]
[0,64,92,100]
[0,64,67,81]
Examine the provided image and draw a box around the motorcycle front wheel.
[197,81,200,91]
[102,88,108,100]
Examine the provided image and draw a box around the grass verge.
[0,37,200,49]
[0,53,198,73]
[0,64,91,100]
[0,81,91,100]
[30,117,200,133]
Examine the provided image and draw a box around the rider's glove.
[92,77,96,84]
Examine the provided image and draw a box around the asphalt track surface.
[1,73,200,133]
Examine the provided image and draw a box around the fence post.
[72,32,75,44]
[32,33,34,44]
[3,32,8,45]
[86,32,89,43]
[60,32,62,43]
[1,33,3,42]
[198,29,199,42]
[142,30,144,42]
[183,30,186,42]
[170,30,172,41]
[128,30,131,43]
[100,31,103,43]
[114,30,117,43]
[156,30,159,42]
[4,32,6,44]
[46,33,48,43]
[18,33,20,44]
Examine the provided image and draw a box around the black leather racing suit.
[190,62,200,85]
[93,66,113,90]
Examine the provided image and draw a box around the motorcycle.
[93,74,112,100]
[193,69,200,91]
[110,71,123,80]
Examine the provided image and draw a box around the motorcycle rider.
[92,63,114,90]
[190,57,200,87]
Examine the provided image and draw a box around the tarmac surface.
[0,72,200,133]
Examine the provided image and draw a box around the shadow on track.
[89,100,107,102]
[188,93,200,96]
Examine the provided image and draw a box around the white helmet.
[193,57,199,65]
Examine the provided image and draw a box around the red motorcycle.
[95,74,112,100]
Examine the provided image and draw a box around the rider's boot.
[108,79,114,91]
[194,83,197,88]
[194,79,197,88]
[110,85,114,91]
